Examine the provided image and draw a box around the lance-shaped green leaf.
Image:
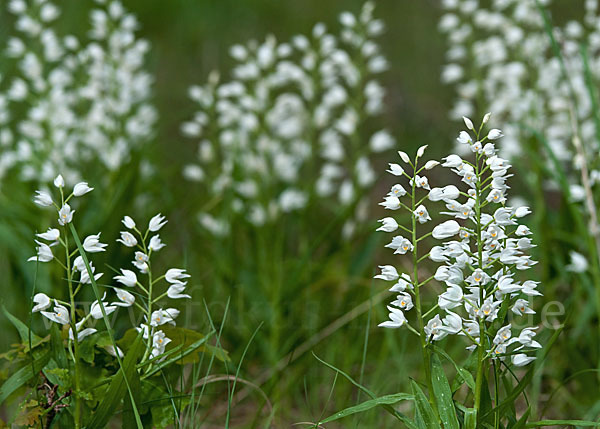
[430,354,459,429]
[319,393,413,424]
[411,379,440,429]
[88,334,144,429]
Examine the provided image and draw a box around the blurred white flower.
[122,216,136,229]
[73,182,93,196]
[566,251,588,273]
[148,213,167,232]
[149,235,166,251]
[34,191,54,207]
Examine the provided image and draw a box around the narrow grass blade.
[512,407,531,429]
[50,324,68,369]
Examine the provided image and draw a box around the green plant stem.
[139,234,154,366]
[410,159,437,417]
[64,232,82,429]
[473,151,486,421]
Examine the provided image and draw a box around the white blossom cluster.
[30,175,189,361]
[439,0,600,171]
[0,0,156,185]
[182,2,392,236]
[375,115,542,367]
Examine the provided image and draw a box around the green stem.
[65,233,82,429]
[410,159,438,417]
[473,150,487,420]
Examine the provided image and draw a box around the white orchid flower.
[83,233,107,253]
[376,217,399,232]
[36,228,60,242]
[374,265,399,281]
[114,269,138,287]
[122,216,136,229]
[117,231,138,247]
[149,235,166,251]
[114,288,135,307]
[73,182,94,196]
[32,293,51,312]
[378,306,407,328]
[58,204,75,226]
[386,163,404,176]
[28,241,54,262]
[413,205,431,224]
[34,191,54,207]
[165,268,190,284]
[167,284,191,299]
[148,213,167,232]
[41,303,70,325]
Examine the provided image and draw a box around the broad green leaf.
[122,352,142,428]
[320,393,413,423]
[2,305,43,345]
[0,347,50,404]
[430,354,459,429]
[50,324,68,369]
[87,334,144,429]
[410,380,440,429]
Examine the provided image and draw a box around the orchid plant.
[439,0,600,379]
[1,175,223,428]
[375,115,542,426]
[315,115,550,428]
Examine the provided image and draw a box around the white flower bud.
[463,116,474,130]
[398,151,411,163]
[54,174,65,188]
[425,160,440,170]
